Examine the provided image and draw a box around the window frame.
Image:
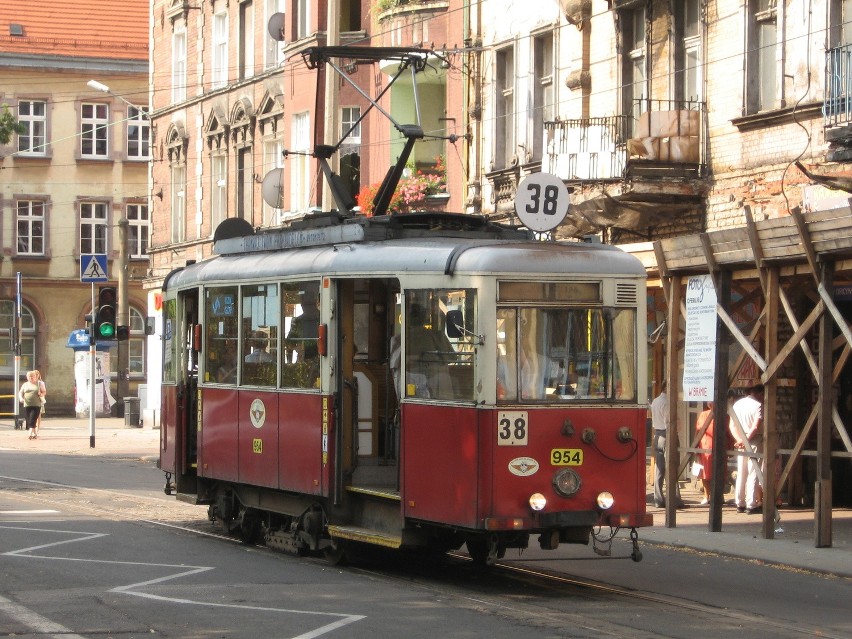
[80,102,109,159]
[15,199,46,257]
[495,45,516,169]
[0,301,37,375]
[126,106,150,159]
[172,27,188,103]
[212,8,230,89]
[17,99,47,156]
[79,201,109,255]
[126,202,150,259]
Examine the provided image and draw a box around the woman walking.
[18,370,45,439]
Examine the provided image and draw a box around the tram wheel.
[323,542,347,565]
[239,513,262,545]
[465,538,490,567]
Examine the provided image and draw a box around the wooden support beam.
[762,267,779,539]
[762,301,823,383]
[665,274,682,527]
[711,270,731,532]
[816,263,833,547]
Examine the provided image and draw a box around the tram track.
[1,475,844,639]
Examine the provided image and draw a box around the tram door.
[162,288,199,494]
[336,277,401,489]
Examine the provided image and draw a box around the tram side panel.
[401,403,480,528]
[238,390,279,488]
[199,388,240,482]
[277,391,326,496]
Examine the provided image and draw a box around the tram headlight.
[552,469,581,497]
[529,493,547,511]
[596,492,615,510]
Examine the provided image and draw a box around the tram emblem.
[250,399,266,429]
[508,457,539,477]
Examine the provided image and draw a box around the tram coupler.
[630,527,643,562]
[163,472,174,495]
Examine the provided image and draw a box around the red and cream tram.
[158,212,652,565]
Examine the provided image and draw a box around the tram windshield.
[497,282,636,403]
[403,289,476,401]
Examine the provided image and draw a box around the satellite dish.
[262,168,285,209]
[267,13,286,41]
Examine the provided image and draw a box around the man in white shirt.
[729,385,764,514]
[651,381,683,509]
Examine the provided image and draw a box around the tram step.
[327,525,402,548]
[344,485,401,501]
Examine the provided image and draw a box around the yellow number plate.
[252,438,263,454]
[551,448,583,466]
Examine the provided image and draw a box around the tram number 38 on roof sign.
[514,172,570,232]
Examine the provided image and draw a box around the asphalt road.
[1,445,850,638]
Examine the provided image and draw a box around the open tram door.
[333,277,402,495]
[159,283,200,496]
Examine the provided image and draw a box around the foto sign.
[514,172,570,232]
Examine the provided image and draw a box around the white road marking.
[0,594,87,639]
[0,510,60,514]
[1,524,366,638]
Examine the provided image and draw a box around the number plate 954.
[551,448,583,465]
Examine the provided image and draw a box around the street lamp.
[87,79,140,111]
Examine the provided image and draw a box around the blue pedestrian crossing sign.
[81,254,108,282]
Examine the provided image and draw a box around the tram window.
[204,286,239,384]
[281,280,321,389]
[497,306,637,403]
[404,289,475,401]
[241,284,279,387]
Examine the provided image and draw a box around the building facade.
[0,1,151,416]
[146,0,465,420]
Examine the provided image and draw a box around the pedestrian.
[18,370,45,440]
[650,381,684,509]
[729,384,764,514]
[693,402,730,505]
[34,369,46,437]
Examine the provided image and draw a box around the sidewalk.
[2,416,851,577]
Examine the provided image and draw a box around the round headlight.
[529,493,547,511]
[552,469,581,497]
[596,491,615,510]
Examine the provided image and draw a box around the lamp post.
[87,79,136,413]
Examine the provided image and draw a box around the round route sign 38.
[514,172,570,232]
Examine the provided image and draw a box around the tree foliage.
[0,104,26,145]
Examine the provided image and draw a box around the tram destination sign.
[215,223,366,255]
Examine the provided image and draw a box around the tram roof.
[164,235,645,291]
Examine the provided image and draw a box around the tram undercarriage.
[189,478,643,566]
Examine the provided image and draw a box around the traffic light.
[116,325,130,341]
[95,286,117,340]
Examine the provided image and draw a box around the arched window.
[0,300,37,375]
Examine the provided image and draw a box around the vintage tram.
[158,211,652,565]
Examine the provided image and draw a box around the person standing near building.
[651,381,683,509]
[729,384,764,514]
[34,370,46,437]
[18,370,45,440]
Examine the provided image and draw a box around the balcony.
[532,100,708,241]
[374,0,449,21]
[542,115,629,181]
[824,43,852,161]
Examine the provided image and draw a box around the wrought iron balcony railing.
[542,116,630,181]
[825,43,852,130]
